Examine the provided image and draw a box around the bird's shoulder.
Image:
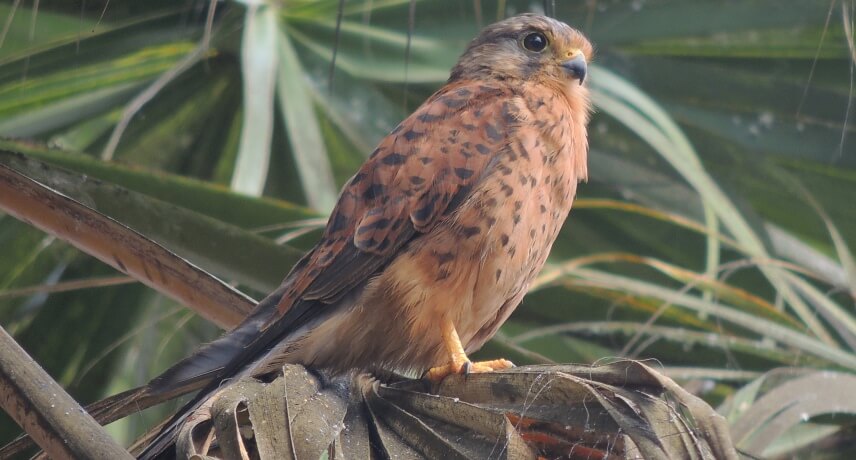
[273,80,532,312]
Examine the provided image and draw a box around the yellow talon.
[425,319,515,382]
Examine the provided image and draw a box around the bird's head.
[450,13,593,87]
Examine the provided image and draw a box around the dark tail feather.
[137,257,354,459]
[136,300,327,459]
[135,281,359,459]
[127,416,173,458]
[0,285,289,459]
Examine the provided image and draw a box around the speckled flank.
[287,83,589,375]
[259,13,593,375]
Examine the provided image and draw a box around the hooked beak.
[561,54,587,85]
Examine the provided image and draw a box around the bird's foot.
[425,347,470,383]
[425,358,515,383]
[425,318,515,382]
[466,358,515,373]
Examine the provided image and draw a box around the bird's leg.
[425,318,514,382]
[425,318,469,381]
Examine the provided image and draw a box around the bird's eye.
[522,32,548,52]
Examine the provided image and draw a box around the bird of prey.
[117,13,592,459]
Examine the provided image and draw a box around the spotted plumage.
[138,13,593,458]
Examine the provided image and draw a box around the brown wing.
[272,80,522,315]
[136,79,527,460]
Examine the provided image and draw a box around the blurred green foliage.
[0,0,854,456]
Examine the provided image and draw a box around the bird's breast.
[387,125,580,356]
[303,88,588,373]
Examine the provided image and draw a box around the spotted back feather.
[272,81,522,314]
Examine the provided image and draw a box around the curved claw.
[425,362,463,383]
[425,358,515,383]
[469,358,515,373]
[424,319,516,383]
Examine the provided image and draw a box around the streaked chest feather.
[286,86,588,374]
[393,90,583,344]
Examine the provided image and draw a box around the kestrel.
[140,13,593,458]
